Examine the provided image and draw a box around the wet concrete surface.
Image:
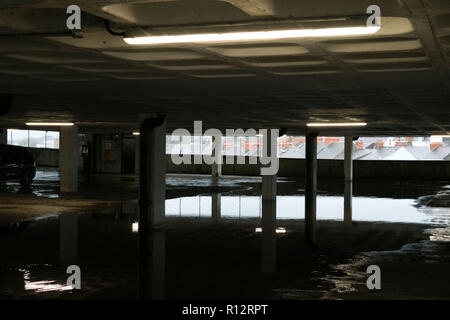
[0,168,449,299]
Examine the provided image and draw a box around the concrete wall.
[166,155,450,180]
[27,147,59,167]
[26,147,84,169]
[94,134,122,173]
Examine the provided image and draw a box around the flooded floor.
[0,168,449,300]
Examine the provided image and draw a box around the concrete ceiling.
[0,0,449,136]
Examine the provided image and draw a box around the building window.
[45,131,60,149]
[7,129,60,149]
[165,135,449,161]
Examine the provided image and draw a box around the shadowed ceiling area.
[0,0,449,135]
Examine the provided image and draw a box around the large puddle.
[0,192,449,299]
[167,195,437,224]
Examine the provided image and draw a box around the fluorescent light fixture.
[306,122,367,127]
[26,122,74,126]
[431,135,450,138]
[124,26,380,45]
[132,132,140,136]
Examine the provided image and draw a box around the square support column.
[211,135,222,177]
[60,125,79,193]
[344,136,353,226]
[305,133,317,246]
[135,135,140,175]
[0,129,7,144]
[138,115,166,300]
[261,129,277,273]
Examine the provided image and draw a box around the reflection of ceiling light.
[25,280,74,293]
[255,227,287,234]
[26,122,74,126]
[22,269,73,293]
[276,227,287,234]
[132,221,139,233]
[306,122,367,127]
[429,234,450,241]
[124,26,380,45]
[132,132,140,136]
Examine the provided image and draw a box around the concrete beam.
[221,0,275,16]
[344,136,353,226]
[59,125,79,193]
[305,133,317,246]
[138,114,166,300]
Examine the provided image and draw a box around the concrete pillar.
[135,135,140,175]
[344,136,353,226]
[59,212,78,266]
[211,135,222,177]
[305,133,317,246]
[0,129,7,144]
[261,129,277,273]
[211,193,221,220]
[138,115,166,300]
[59,126,79,193]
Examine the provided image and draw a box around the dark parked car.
[0,144,36,188]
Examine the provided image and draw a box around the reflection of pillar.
[261,129,277,273]
[212,193,221,220]
[0,129,6,144]
[344,136,353,226]
[59,212,78,266]
[60,126,79,193]
[211,135,222,177]
[139,115,166,300]
[305,133,317,246]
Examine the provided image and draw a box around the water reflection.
[166,195,434,224]
[25,280,73,293]
[261,194,277,274]
[344,181,352,226]
[1,191,448,300]
[423,207,450,242]
[211,193,221,220]
[59,213,78,266]
[255,227,287,234]
[18,267,74,294]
